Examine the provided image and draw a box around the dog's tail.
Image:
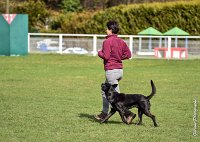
[146,80,156,100]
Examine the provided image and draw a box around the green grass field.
[0,54,199,142]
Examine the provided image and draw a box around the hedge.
[58,1,200,35]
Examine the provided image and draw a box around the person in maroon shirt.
[94,20,135,124]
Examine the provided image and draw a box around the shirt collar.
[106,34,118,39]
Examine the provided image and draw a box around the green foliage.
[13,0,49,32]
[6,0,200,34]
[60,0,82,12]
[53,11,96,33]
[59,1,200,35]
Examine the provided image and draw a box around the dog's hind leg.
[136,109,143,125]
[143,110,158,127]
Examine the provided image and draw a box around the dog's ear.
[111,84,118,89]
[110,84,118,93]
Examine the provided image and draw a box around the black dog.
[101,80,158,127]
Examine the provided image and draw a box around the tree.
[13,0,49,32]
[43,0,62,9]
[60,0,82,12]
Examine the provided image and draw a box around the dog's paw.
[100,120,107,124]
[135,122,142,126]
[100,121,107,124]
[154,124,159,127]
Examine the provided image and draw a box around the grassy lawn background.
[0,54,199,142]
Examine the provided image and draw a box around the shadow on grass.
[78,113,123,124]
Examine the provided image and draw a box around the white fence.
[28,33,200,59]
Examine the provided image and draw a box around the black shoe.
[94,111,108,121]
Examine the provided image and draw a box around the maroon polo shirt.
[98,34,132,71]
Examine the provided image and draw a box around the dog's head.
[101,83,118,103]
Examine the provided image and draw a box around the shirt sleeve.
[121,42,131,60]
[98,40,111,60]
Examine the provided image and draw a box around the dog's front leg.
[116,105,128,124]
[100,108,116,124]
[118,112,127,123]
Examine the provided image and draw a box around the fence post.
[159,37,162,47]
[185,37,188,48]
[59,34,63,54]
[129,36,133,57]
[167,36,171,59]
[139,37,142,51]
[93,35,97,56]
[28,33,30,53]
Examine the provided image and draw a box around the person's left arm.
[121,42,131,60]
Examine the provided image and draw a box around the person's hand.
[98,49,102,52]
